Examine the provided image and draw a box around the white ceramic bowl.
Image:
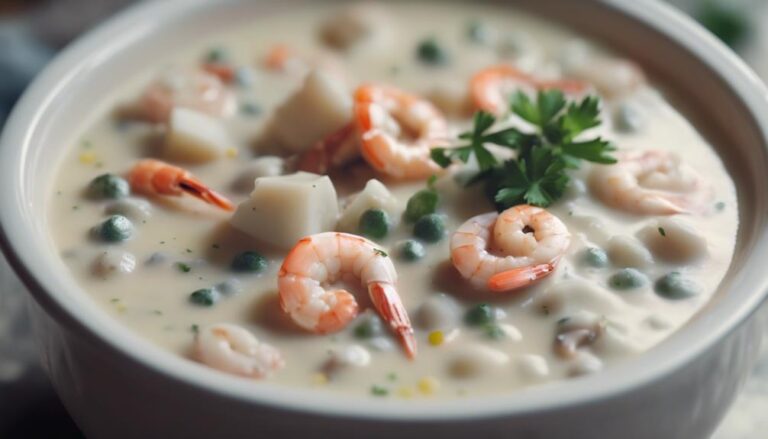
[2,1,768,438]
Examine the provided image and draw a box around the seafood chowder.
[50,2,737,399]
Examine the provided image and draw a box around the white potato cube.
[165,107,232,162]
[320,3,393,51]
[638,218,708,264]
[336,179,401,233]
[268,70,352,154]
[516,354,550,380]
[230,172,339,249]
[607,235,654,268]
[231,156,286,193]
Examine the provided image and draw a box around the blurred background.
[0,0,766,437]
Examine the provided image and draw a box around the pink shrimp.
[127,159,234,211]
[450,205,571,292]
[470,64,589,115]
[196,323,284,379]
[589,150,709,215]
[278,232,417,359]
[354,84,449,180]
[136,69,236,123]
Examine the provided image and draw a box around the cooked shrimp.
[354,84,449,180]
[278,232,417,358]
[470,64,589,115]
[262,43,301,72]
[128,159,234,211]
[451,205,570,292]
[136,69,236,123]
[589,150,708,215]
[297,122,359,174]
[196,323,284,379]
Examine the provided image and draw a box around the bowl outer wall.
[0,0,768,435]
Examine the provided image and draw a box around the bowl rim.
[2,0,768,421]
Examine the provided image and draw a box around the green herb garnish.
[658,227,666,237]
[431,90,616,210]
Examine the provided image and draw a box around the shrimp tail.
[178,177,235,211]
[369,282,417,359]
[297,122,356,174]
[487,262,556,292]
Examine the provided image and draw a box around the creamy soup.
[49,2,737,399]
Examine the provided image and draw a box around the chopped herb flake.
[658,227,666,237]
[374,249,388,257]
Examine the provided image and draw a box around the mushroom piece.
[553,314,606,359]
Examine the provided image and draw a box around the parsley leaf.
[432,90,616,209]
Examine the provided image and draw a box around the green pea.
[614,104,644,133]
[582,247,609,268]
[655,272,700,300]
[189,288,220,307]
[353,314,384,339]
[416,38,449,66]
[609,268,648,290]
[465,303,494,326]
[231,251,267,273]
[89,174,130,199]
[467,21,492,45]
[413,214,445,243]
[483,323,505,340]
[205,47,229,63]
[98,215,133,242]
[358,209,390,239]
[398,240,426,262]
[404,189,438,222]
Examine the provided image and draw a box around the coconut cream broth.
[49,2,737,398]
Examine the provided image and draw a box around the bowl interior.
[2,0,768,419]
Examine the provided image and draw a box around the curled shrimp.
[470,64,589,115]
[589,150,708,215]
[450,205,571,292]
[128,159,234,211]
[196,323,284,379]
[136,69,236,123]
[278,232,417,358]
[354,84,448,180]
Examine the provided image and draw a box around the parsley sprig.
[431,89,616,209]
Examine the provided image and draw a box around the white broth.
[49,2,737,398]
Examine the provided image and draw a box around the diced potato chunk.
[268,70,352,154]
[230,172,339,249]
[638,218,707,264]
[319,3,392,50]
[165,107,232,162]
[336,179,401,233]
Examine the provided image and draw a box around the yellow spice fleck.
[397,387,414,399]
[115,304,127,313]
[226,147,239,158]
[418,376,440,395]
[312,373,328,386]
[79,151,98,164]
[428,330,444,346]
